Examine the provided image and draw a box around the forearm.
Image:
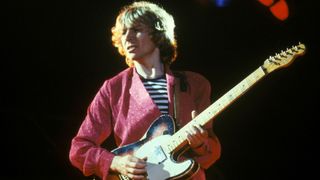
[69,136,115,178]
[193,134,221,169]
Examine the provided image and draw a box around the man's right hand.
[110,155,147,180]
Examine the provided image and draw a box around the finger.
[129,156,147,164]
[186,126,208,147]
[126,166,147,175]
[193,125,203,133]
[188,126,203,140]
[127,173,147,180]
[193,124,207,136]
[186,130,201,143]
[186,126,203,140]
[191,110,198,119]
[186,133,203,148]
[126,165,148,180]
[186,134,196,144]
[189,125,200,135]
[186,132,197,146]
[187,128,197,136]
[127,160,147,169]
[192,124,209,138]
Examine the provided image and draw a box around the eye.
[132,27,141,33]
[121,28,127,35]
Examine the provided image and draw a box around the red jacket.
[69,67,221,179]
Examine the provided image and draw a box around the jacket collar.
[128,67,177,117]
[129,68,161,115]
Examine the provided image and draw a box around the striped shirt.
[141,76,169,114]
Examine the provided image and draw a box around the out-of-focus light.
[270,0,289,21]
[258,0,289,21]
[258,0,274,6]
[214,0,231,7]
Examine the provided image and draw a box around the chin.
[126,53,138,60]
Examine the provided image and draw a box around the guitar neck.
[162,66,267,153]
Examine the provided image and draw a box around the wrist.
[110,156,120,173]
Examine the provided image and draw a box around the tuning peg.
[286,49,293,55]
[280,51,287,57]
[270,56,281,65]
[292,46,298,51]
[298,45,304,50]
[274,53,281,60]
[269,56,276,61]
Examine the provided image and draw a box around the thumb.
[191,110,198,119]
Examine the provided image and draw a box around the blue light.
[214,0,231,7]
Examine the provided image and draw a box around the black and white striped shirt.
[141,76,169,114]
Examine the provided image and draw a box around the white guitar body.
[134,135,197,180]
[109,115,199,180]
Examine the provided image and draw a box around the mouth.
[126,44,137,52]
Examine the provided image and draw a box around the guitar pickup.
[153,146,167,164]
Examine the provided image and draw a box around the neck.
[133,49,164,79]
[135,61,164,79]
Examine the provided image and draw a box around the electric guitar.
[108,43,306,180]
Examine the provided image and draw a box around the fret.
[196,67,266,126]
[159,43,305,154]
[161,67,266,153]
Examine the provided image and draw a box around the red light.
[258,0,274,6]
[270,0,289,21]
[258,0,289,21]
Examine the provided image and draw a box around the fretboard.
[162,66,267,153]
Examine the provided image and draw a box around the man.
[69,1,221,179]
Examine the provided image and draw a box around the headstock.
[262,43,306,74]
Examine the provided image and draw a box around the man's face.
[121,23,157,63]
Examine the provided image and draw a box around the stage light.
[214,0,231,7]
[258,0,289,21]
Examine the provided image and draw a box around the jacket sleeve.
[69,80,115,179]
[191,73,222,169]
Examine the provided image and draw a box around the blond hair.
[111,1,177,67]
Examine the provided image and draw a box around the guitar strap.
[173,71,187,129]
[174,76,180,128]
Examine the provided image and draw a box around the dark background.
[2,0,319,179]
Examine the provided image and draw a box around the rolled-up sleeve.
[69,80,115,179]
